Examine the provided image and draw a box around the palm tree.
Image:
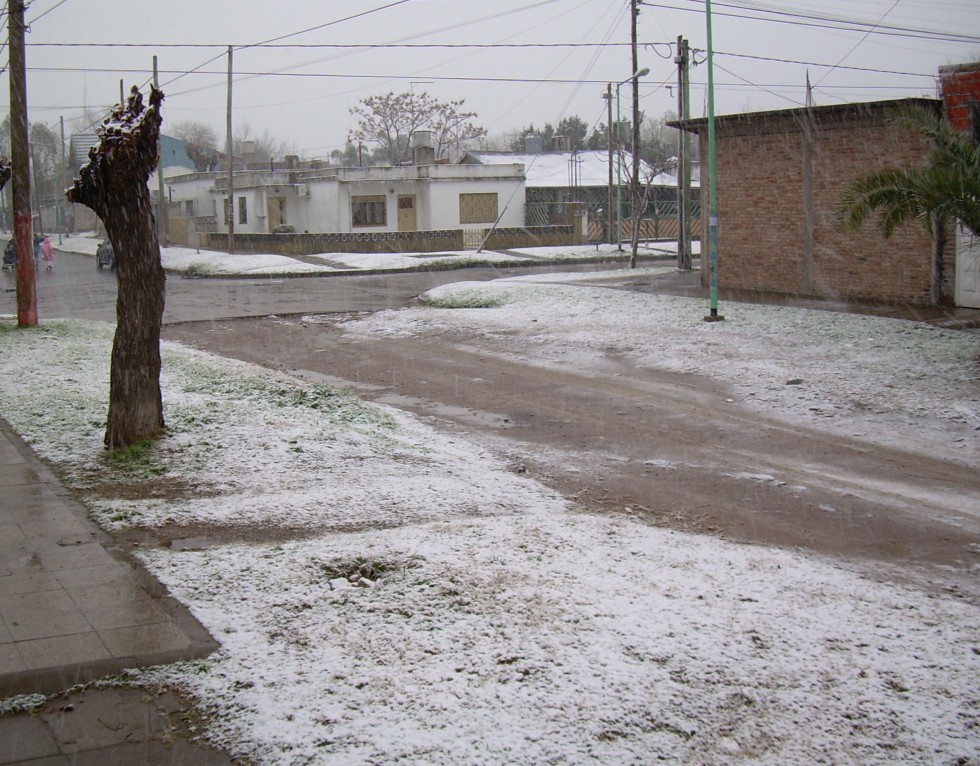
[835,104,980,239]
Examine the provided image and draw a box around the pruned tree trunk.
[66,86,167,449]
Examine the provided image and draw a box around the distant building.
[70,133,193,173]
[458,149,693,240]
[163,159,527,250]
[158,135,194,172]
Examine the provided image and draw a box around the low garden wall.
[204,229,463,255]
[202,225,581,256]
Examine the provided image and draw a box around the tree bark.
[66,86,167,449]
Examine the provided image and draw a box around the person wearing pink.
[40,236,54,270]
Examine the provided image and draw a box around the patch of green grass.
[423,289,505,309]
[183,262,216,277]
[0,693,47,717]
[106,437,168,478]
[180,370,396,429]
[317,554,423,583]
[414,257,490,272]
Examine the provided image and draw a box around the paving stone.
[0,715,61,764]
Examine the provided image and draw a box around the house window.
[184,200,195,217]
[224,198,232,225]
[459,192,498,224]
[238,196,248,225]
[352,195,387,227]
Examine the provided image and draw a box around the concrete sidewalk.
[0,417,231,764]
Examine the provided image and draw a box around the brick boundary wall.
[697,100,952,306]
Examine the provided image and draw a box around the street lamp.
[615,67,649,252]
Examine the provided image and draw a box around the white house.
[165,161,526,241]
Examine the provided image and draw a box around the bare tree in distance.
[172,120,220,171]
[349,91,484,165]
[233,123,297,165]
[430,98,486,159]
[66,85,167,450]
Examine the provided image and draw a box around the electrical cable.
[638,0,980,44]
[812,0,900,87]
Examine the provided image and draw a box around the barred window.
[459,193,498,224]
[352,195,387,227]
[238,196,248,225]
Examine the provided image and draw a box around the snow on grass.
[161,246,337,276]
[0,308,977,765]
[346,279,980,466]
[56,235,336,275]
[142,513,979,766]
[310,249,529,271]
[0,319,561,533]
[54,234,676,276]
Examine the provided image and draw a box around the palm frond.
[836,104,980,239]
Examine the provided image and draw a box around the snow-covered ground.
[0,244,977,765]
[54,232,682,276]
[345,277,980,469]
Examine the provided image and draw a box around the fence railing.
[528,199,702,241]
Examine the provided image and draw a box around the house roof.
[459,150,682,188]
[670,97,941,136]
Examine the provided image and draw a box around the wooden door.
[397,195,417,232]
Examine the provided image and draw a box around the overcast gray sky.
[6,0,980,159]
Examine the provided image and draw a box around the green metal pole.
[616,83,623,252]
[705,0,724,321]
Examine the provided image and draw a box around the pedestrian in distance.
[33,234,42,269]
[40,236,54,271]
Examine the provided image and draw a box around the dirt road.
[163,311,980,599]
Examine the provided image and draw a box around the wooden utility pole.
[226,46,235,255]
[604,83,614,244]
[675,35,692,270]
[628,0,642,268]
[59,115,66,242]
[8,0,37,326]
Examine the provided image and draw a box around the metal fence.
[527,197,702,241]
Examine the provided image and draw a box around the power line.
[26,0,70,25]
[638,0,980,44]
[812,0,901,88]
[160,0,417,90]
[712,49,936,79]
[239,0,413,52]
[27,41,647,50]
[18,64,943,90]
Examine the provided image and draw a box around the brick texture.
[940,63,980,133]
[698,100,951,305]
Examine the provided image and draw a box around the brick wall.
[940,62,980,133]
[699,100,947,305]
